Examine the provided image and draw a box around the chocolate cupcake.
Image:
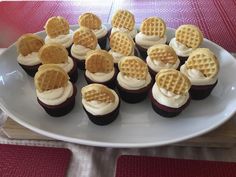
[16,33,44,77]
[110,9,137,40]
[169,24,203,65]
[135,17,167,59]
[35,65,77,117]
[38,43,78,83]
[81,84,120,125]
[84,50,116,88]
[79,12,109,49]
[146,44,180,79]
[109,31,135,69]
[44,16,73,53]
[150,69,191,117]
[180,48,219,100]
[70,27,100,70]
[117,56,152,103]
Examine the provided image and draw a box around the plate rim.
[0,25,236,148]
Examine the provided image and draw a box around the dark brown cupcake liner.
[68,59,78,83]
[84,69,117,89]
[37,84,77,117]
[116,80,152,103]
[190,81,218,100]
[70,55,85,70]
[19,63,41,77]
[83,101,120,125]
[135,43,148,60]
[66,44,73,57]
[178,56,188,66]
[149,91,191,117]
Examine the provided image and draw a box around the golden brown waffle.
[79,12,102,30]
[185,48,219,78]
[176,24,203,48]
[85,50,114,73]
[34,64,69,92]
[140,17,166,37]
[44,16,70,38]
[110,32,134,56]
[73,27,98,49]
[81,84,115,103]
[147,44,178,64]
[118,56,148,80]
[156,69,191,95]
[38,44,68,64]
[111,9,135,31]
[17,33,44,56]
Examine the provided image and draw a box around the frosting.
[135,32,167,49]
[82,90,119,115]
[152,83,189,108]
[109,49,134,63]
[45,30,73,48]
[93,25,108,39]
[146,56,180,72]
[57,57,74,73]
[169,38,196,57]
[85,68,115,82]
[17,52,41,66]
[36,81,73,106]
[71,44,100,60]
[180,64,218,86]
[117,72,152,90]
[111,27,137,39]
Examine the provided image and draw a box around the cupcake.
[146,44,180,78]
[34,64,77,117]
[135,17,167,59]
[117,56,152,103]
[81,84,120,125]
[38,43,78,83]
[16,33,44,77]
[110,9,137,39]
[109,32,136,68]
[150,69,191,117]
[85,50,116,88]
[79,13,108,49]
[44,16,73,53]
[169,24,203,65]
[180,48,219,100]
[71,27,100,70]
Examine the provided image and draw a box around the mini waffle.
[79,12,101,30]
[17,33,44,56]
[156,69,191,95]
[81,83,115,103]
[175,24,203,48]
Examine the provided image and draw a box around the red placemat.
[115,155,236,177]
[0,1,236,52]
[0,144,71,177]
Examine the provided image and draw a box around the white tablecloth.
[1,48,236,177]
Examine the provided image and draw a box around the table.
[1,1,236,177]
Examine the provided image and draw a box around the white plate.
[0,25,236,148]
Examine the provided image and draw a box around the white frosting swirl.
[111,27,137,39]
[36,81,73,106]
[152,83,189,108]
[146,56,180,72]
[135,32,167,49]
[93,25,108,39]
[71,44,100,60]
[169,38,196,57]
[180,64,218,86]
[82,90,119,115]
[45,30,73,48]
[57,57,74,73]
[17,52,41,66]
[85,69,115,82]
[117,72,152,90]
[109,49,134,63]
